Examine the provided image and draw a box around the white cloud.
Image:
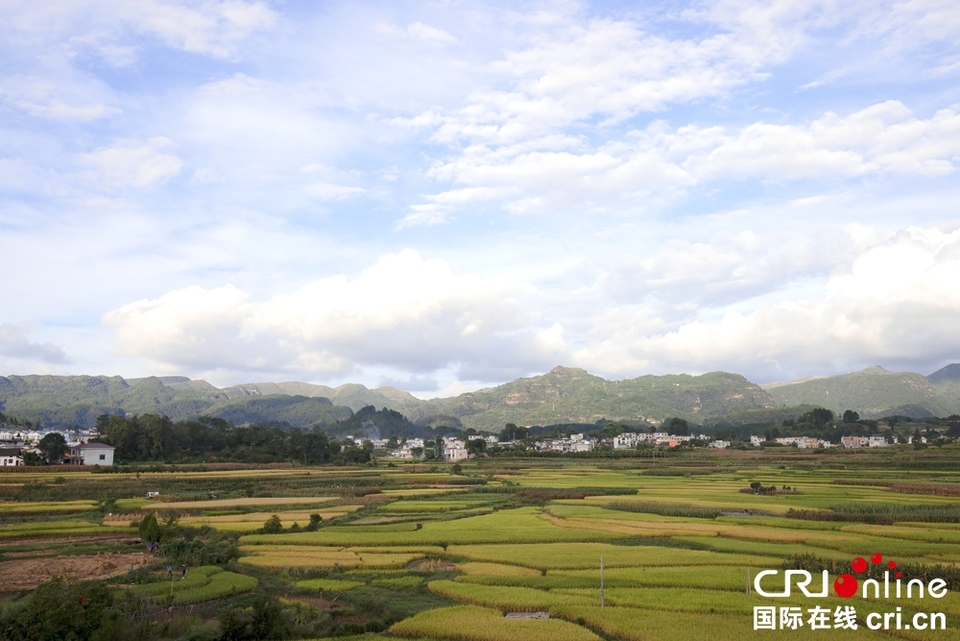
[406,22,458,45]
[303,182,365,201]
[104,250,563,380]
[598,228,841,311]
[405,101,960,222]
[573,226,960,380]
[1,0,278,61]
[0,324,70,364]
[0,76,121,120]
[80,137,183,188]
[373,21,458,46]
[413,16,786,150]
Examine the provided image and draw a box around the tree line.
[94,414,372,465]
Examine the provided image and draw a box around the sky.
[2,0,960,397]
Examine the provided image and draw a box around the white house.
[0,447,22,466]
[443,446,469,461]
[867,435,889,447]
[69,442,115,466]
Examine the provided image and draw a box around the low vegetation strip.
[0,520,131,538]
[372,575,422,588]
[428,579,586,612]
[605,502,723,519]
[551,606,768,641]
[553,587,751,614]
[833,480,960,497]
[0,500,97,513]
[295,578,364,591]
[129,566,257,604]
[171,571,257,604]
[783,553,960,590]
[130,566,222,596]
[150,496,337,510]
[457,562,543,578]
[238,547,425,569]
[239,507,629,546]
[390,605,602,641]
[449,542,780,570]
[787,503,960,524]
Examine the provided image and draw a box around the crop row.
[131,566,223,596]
[295,578,364,592]
[239,507,627,547]
[447,542,780,570]
[389,605,601,641]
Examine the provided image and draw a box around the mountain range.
[1,364,958,432]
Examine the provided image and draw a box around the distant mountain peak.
[547,365,590,376]
[929,363,960,384]
[858,365,889,375]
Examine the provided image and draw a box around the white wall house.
[70,442,115,466]
[0,447,22,466]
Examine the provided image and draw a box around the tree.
[499,423,528,441]
[306,513,322,532]
[37,433,68,464]
[666,418,689,436]
[842,410,860,424]
[800,408,835,429]
[138,512,161,543]
[598,422,624,438]
[466,438,486,456]
[262,515,283,534]
[0,576,116,641]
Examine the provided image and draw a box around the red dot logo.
[896,571,902,579]
[888,561,897,570]
[871,553,883,565]
[834,574,858,598]
[851,557,867,573]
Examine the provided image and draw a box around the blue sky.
[2,0,960,396]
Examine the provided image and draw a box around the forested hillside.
[2,363,959,430]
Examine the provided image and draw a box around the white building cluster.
[535,433,595,453]
[0,427,113,466]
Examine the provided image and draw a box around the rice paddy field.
[2,447,960,639]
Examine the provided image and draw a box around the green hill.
[3,363,959,431]
[763,366,960,418]
[422,366,775,432]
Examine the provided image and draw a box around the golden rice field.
[390,605,603,641]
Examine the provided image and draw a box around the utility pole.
[600,556,605,607]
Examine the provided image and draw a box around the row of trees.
[94,414,372,465]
